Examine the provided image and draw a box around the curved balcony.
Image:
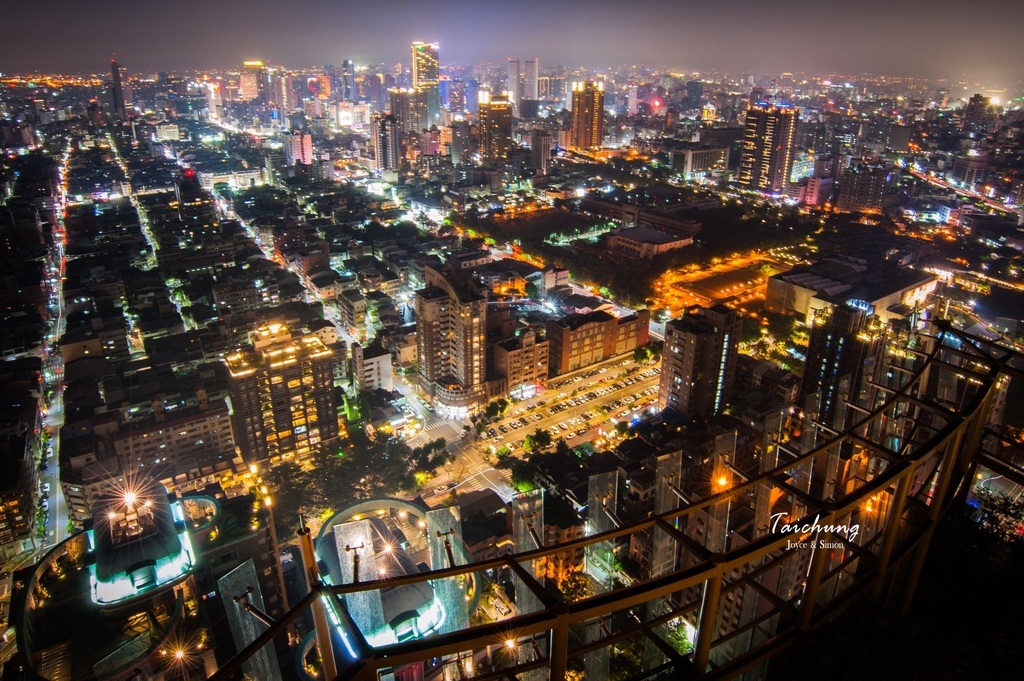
[211,321,1024,680]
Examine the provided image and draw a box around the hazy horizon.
[2,0,1022,87]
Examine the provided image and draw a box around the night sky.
[3,0,1023,84]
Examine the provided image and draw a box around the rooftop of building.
[112,398,228,441]
[92,483,183,583]
[224,324,332,377]
[774,255,935,303]
[549,309,617,332]
[611,227,692,244]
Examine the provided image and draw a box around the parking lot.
[482,359,662,453]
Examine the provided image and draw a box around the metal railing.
[211,321,1024,681]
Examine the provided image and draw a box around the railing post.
[693,562,723,675]
[927,426,968,524]
[798,528,832,631]
[872,471,911,600]
[298,526,338,680]
[895,418,973,614]
[549,601,570,680]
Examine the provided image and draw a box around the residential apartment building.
[225,325,338,467]
[658,305,742,420]
[546,310,650,376]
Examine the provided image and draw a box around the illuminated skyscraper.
[477,90,513,165]
[507,59,521,113]
[411,41,441,125]
[507,58,539,115]
[450,119,471,166]
[835,161,890,213]
[341,59,355,101]
[225,325,338,467]
[283,131,314,166]
[241,60,268,104]
[522,58,539,101]
[570,81,605,151]
[738,103,798,194]
[961,93,993,136]
[658,305,741,420]
[371,112,400,171]
[530,128,553,175]
[268,69,291,111]
[415,266,488,418]
[800,304,887,425]
[110,59,127,120]
[389,87,427,134]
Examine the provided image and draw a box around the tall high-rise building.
[173,168,214,227]
[225,324,338,467]
[961,93,993,136]
[389,87,427,134]
[465,79,481,115]
[411,41,441,126]
[507,59,521,109]
[450,119,472,166]
[110,59,127,120]
[835,161,889,213]
[684,80,704,109]
[240,60,268,104]
[414,265,488,417]
[522,58,539,101]
[283,131,314,166]
[738,103,798,193]
[341,59,355,101]
[268,69,291,111]
[478,90,513,165]
[800,304,887,426]
[570,81,605,151]
[446,79,465,113]
[371,113,400,171]
[658,305,742,420]
[507,58,540,115]
[530,128,553,175]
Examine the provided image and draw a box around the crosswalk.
[418,420,466,445]
[455,472,516,502]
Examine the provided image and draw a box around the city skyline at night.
[2,2,1024,680]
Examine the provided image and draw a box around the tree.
[411,437,454,475]
[339,431,420,499]
[263,459,309,537]
[484,397,510,420]
[525,427,552,453]
[523,433,537,453]
[615,421,631,437]
[510,459,537,492]
[559,570,592,603]
[555,438,571,457]
[665,619,693,655]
